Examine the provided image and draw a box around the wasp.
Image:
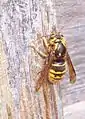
[30,30,76,119]
[30,30,76,92]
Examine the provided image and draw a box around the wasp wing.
[35,54,54,92]
[35,63,49,92]
[66,52,76,83]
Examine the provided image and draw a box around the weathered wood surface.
[0,0,85,119]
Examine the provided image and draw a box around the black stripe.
[50,71,63,77]
[51,65,65,72]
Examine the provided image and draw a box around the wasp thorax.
[55,41,66,58]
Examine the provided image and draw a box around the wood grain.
[0,0,85,119]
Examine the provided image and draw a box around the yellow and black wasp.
[31,30,76,92]
[30,30,76,119]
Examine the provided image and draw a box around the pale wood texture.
[0,36,14,119]
[0,0,85,119]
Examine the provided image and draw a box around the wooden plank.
[0,0,85,119]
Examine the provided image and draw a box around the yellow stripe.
[49,73,55,78]
[49,73,63,79]
[49,69,66,74]
[50,75,63,79]
[48,77,60,83]
[52,62,66,67]
[61,37,66,47]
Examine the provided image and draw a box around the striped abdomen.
[48,59,66,83]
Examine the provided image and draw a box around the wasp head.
[48,31,63,46]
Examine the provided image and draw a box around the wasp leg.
[36,32,48,52]
[35,68,47,92]
[35,77,44,92]
[35,61,49,92]
[42,37,49,53]
[29,44,48,58]
[37,33,49,53]
[35,70,43,92]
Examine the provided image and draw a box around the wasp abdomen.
[48,59,66,83]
